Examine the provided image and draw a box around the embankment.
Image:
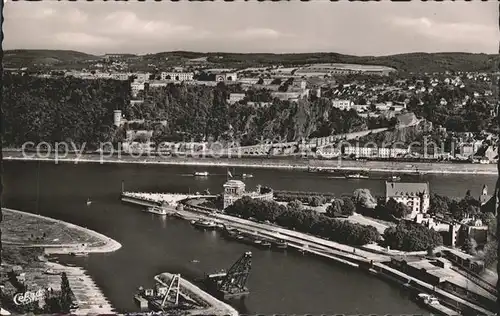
[2,208,122,254]
[3,152,497,175]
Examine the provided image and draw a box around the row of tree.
[429,190,483,221]
[225,196,380,246]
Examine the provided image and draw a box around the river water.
[3,161,496,315]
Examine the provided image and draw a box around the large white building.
[223,180,246,209]
[223,180,274,209]
[160,72,194,81]
[331,99,353,110]
[385,182,430,219]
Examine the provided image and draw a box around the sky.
[3,1,499,56]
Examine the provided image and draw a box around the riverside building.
[385,182,430,219]
[223,180,274,209]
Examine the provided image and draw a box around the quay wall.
[3,154,497,176]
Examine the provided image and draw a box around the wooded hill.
[4,49,499,73]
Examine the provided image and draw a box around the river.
[3,161,496,315]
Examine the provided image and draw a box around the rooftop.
[386,182,429,197]
[223,180,246,188]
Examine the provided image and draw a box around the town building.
[160,72,194,81]
[215,72,238,82]
[385,182,430,219]
[331,99,353,110]
[271,91,305,102]
[222,180,274,209]
[110,73,131,81]
[228,93,246,104]
[131,81,145,97]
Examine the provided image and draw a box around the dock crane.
[205,251,252,300]
[159,274,181,310]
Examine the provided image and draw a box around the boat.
[192,219,217,230]
[74,252,88,257]
[345,173,369,179]
[86,198,92,206]
[389,175,401,181]
[194,171,209,177]
[273,239,288,250]
[242,173,253,178]
[144,206,167,216]
[44,269,61,275]
[259,240,272,248]
[415,293,458,315]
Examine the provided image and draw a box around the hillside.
[4,49,499,73]
[3,50,98,68]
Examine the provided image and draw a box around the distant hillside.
[3,50,98,67]
[144,51,499,73]
[4,49,499,73]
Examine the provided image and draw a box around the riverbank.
[2,208,122,254]
[1,208,121,314]
[3,152,497,175]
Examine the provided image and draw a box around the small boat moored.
[242,173,254,178]
[144,206,168,216]
[415,293,459,316]
[260,240,272,248]
[389,175,401,181]
[273,239,289,250]
[192,219,217,230]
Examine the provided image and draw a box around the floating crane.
[205,251,252,300]
[159,274,181,310]
[136,274,182,311]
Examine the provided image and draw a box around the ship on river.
[345,173,370,179]
[144,206,168,216]
[191,219,217,230]
[193,171,209,177]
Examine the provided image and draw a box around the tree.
[308,196,324,207]
[59,272,72,313]
[383,222,443,251]
[353,189,377,209]
[288,200,302,211]
[326,199,343,217]
[385,198,411,219]
[462,238,477,255]
[340,197,356,216]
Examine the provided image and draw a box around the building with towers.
[222,180,273,209]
